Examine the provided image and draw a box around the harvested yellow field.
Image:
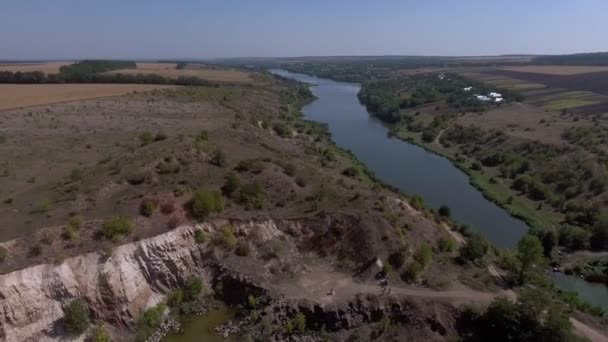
[0,84,177,110]
[110,62,252,83]
[503,65,608,75]
[0,62,72,74]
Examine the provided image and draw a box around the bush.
[167,216,180,230]
[459,233,489,264]
[63,299,90,334]
[222,172,240,195]
[139,199,157,217]
[438,205,451,218]
[388,250,406,269]
[160,201,175,214]
[211,149,227,167]
[90,323,110,342]
[183,276,203,302]
[135,304,166,342]
[194,229,208,244]
[293,312,306,334]
[101,216,133,241]
[342,166,360,178]
[410,195,425,210]
[235,240,251,256]
[166,289,184,308]
[438,237,456,252]
[238,182,265,209]
[217,225,237,249]
[414,242,433,267]
[189,189,223,221]
[139,131,154,146]
[401,261,424,282]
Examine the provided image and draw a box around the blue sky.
[1,0,606,59]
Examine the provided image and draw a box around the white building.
[489,92,502,98]
[494,97,503,103]
[476,95,491,102]
[463,86,473,92]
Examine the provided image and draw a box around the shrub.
[410,195,425,210]
[196,130,209,142]
[101,216,133,241]
[388,250,406,269]
[139,199,157,217]
[139,131,154,146]
[166,289,184,308]
[68,216,83,230]
[342,166,360,178]
[90,323,110,342]
[438,237,456,252]
[154,131,168,141]
[222,172,240,195]
[183,276,203,302]
[63,299,90,334]
[235,240,251,256]
[293,312,306,334]
[189,189,223,221]
[167,216,180,230]
[238,182,265,210]
[211,149,227,167]
[135,304,166,342]
[438,205,451,218]
[459,233,489,264]
[218,225,237,249]
[273,122,290,137]
[414,242,433,267]
[0,246,6,263]
[160,201,175,214]
[402,261,423,282]
[194,229,207,244]
[235,159,264,174]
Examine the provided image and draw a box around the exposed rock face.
[265,295,458,341]
[0,213,450,341]
[0,223,217,341]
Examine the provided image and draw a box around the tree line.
[0,60,215,86]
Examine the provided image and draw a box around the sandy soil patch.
[0,62,72,74]
[0,84,177,110]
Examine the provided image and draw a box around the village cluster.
[464,86,503,103]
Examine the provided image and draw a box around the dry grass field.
[503,65,608,75]
[109,62,253,83]
[0,62,72,74]
[0,84,177,110]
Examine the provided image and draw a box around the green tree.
[183,276,203,301]
[516,234,544,284]
[459,233,489,265]
[63,299,90,334]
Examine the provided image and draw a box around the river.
[271,69,608,311]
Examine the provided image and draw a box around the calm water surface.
[272,69,608,310]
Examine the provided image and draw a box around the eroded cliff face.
[0,222,224,342]
[0,213,450,342]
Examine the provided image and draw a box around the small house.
[463,86,473,92]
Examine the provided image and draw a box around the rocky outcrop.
[264,295,459,341]
[0,223,221,341]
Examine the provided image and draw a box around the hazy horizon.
[2,0,607,60]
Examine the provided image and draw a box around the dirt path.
[434,128,446,145]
